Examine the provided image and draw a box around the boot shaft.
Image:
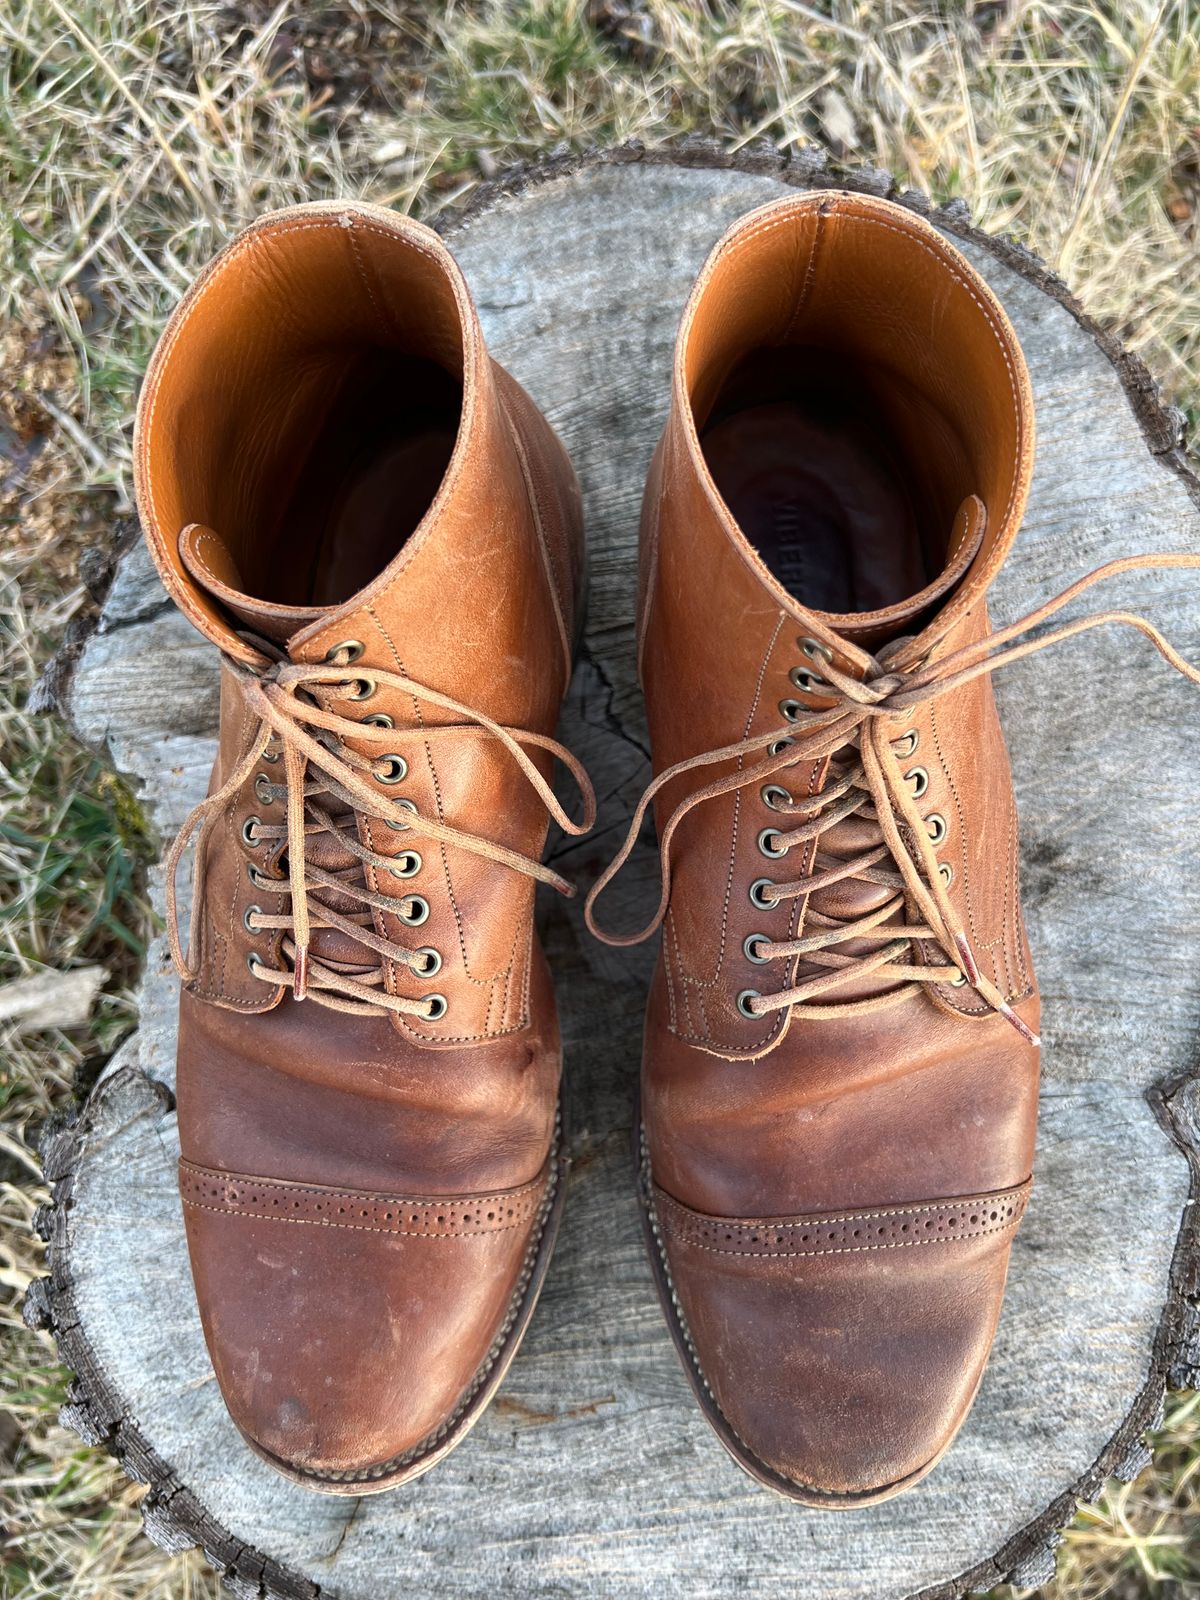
[636,191,1038,1060]
[135,203,584,1044]
[134,202,578,716]
[649,188,1035,659]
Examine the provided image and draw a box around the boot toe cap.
[654,1183,1026,1502]
[180,1160,553,1488]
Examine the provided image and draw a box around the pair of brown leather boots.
[135,193,1199,1505]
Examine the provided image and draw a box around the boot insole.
[702,399,933,615]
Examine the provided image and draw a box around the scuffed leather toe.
[180,1159,554,1489]
[651,1180,1029,1503]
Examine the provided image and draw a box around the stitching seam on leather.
[782,204,825,340]
[362,606,527,1043]
[928,696,990,1015]
[179,1161,545,1206]
[639,1127,854,1496]
[928,692,1033,1013]
[501,396,573,690]
[345,225,393,339]
[655,1188,1029,1227]
[671,612,788,1051]
[660,1221,1021,1258]
[181,1198,535,1239]
[191,529,231,594]
[655,1184,1029,1256]
[192,703,271,1009]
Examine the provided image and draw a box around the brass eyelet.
[939,861,954,887]
[398,894,429,927]
[362,712,394,729]
[949,966,967,987]
[261,742,281,764]
[246,863,279,890]
[411,946,442,977]
[422,993,448,1021]
[744,933,771,965]
[926,812,947,845]
[757,827,787,859]
[789,665,827,694]
[735,989,761,1019]
[894,729,919,758]
[749,877,777,910]
[386,798,418,831]
[375,754,408,785]
[798,636,834,664]
[761,783,792,811]
[245,953,261,976]
[253,772,274,805]
[241,815,261,848]
[389,850,422,879]
[907,766,929,799]
[767,737,795,758]
[778,698,803,722]
[325,639,364,665]
[243,904,262,934]
[345,676,377,702]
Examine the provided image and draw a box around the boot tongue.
[179,523,375,973]
[179,524,323,646]
[792,495,987,1000]
[829,495,986,649]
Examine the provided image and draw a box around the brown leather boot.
[588,191,1200,1505]
[134,202,592,1492]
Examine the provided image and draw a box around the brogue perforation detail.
[179,1158,547,1238]
[654,1180,1031,1258]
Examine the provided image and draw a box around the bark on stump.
[27,146,1200,1600]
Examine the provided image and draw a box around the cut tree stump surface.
[29,148,1200,1600]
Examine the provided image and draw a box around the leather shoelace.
[586,553,1200,1045]
[167,651,596,1019]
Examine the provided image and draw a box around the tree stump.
[27,146,1200,1600]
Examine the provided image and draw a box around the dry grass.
[0,1,1198,1595]
[1046,1391,1200,1599]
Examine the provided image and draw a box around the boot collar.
[668,189,1036,670]
[134,201,492,674]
